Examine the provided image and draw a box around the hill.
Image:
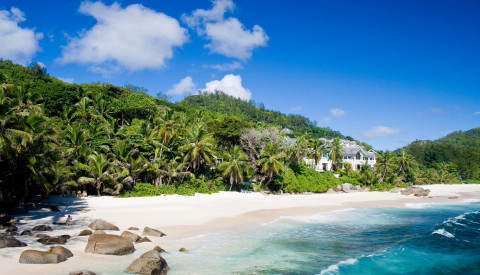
[398,128,480,180]
[180,91,346,140]
[437,128,480,148]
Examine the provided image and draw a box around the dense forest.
[397,128,480,181]
[0,60,477,211]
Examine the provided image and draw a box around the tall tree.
[258,142,286,188]
[219,145,248,191]
[180,124,215,172]
[328,137,344,171]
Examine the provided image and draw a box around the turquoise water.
[164,200,480,274]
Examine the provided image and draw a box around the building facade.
[305,138,376,172]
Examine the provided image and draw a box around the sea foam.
[263,208,356,225]
[318,257,359,275]
[432,228,455,238]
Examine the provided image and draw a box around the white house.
[305,138,376,171]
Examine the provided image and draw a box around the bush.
[118,183,175,197]
[177,178,225,195]
[275,165,342,193]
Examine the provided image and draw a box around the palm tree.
[375,151,393,183]
[258,142,286,188]
[154,108,180,162]
[328,137,344,171]
[179,124,215,172]
[74,97,92,121]
[308,139,326,169]
[78,152,112,196]
[219,145,248,191]
[393,150,418,181]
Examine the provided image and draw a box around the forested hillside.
[437,128,480,148]
[0,60,475,212]
[180,92,345,139]
[399,128,480,180]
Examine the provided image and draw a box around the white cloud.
[362,126,401,139]
[330,108,346,117]
[0,7,43,65]
[473,111,480,115]
[430,107,443,113]
[205,61,243,71]
[182,0,234,28]
[59,1,187,72]
[167,76,196,95]
[203,74,251,100]
[183,0,268,60]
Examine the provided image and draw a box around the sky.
[0,0,479,151]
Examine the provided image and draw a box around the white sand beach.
[2,184,480,274]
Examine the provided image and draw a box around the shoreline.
[1,184,480,274]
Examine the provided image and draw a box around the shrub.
[118,183,175,197]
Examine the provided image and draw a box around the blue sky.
[1,0,479,150]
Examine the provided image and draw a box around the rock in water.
[125,249,169,274]
[128,227,139,231]
[142,227,166,237]
[37,235,71,245]
[19,250,63,264]
[85,234,134,255]
[153,246,166,252]
[32,225,53,231]
[79,229,93,236]
[0,236,27,248]
[48,246,73,261]
[121,231,141,242]
[88,220,120,231]
[136,237,152,243]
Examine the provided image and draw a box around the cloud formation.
[183,0,268,60]
[0,7,43,65]
[167,76,196,95]
[430,107,443,113]
[362,126,401,138]
[203,74,251,100]
[330,108,346,117]
[59,1,187,72]
[205,61,243,71]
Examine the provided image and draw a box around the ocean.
[162,200,480,274]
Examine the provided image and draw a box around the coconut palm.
[308,139,326,169]
[78,152,112,196]
[328,137,344,171]
[219,145,248,191]
[154,108,180,162]
[393,150,418,180]
[258,142,286,188]
[179,124,215,172]
[375,151,393,183]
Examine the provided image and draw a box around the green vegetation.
[398,128,480,181]
[0,60,478,211]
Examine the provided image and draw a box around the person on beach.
[66,215,72,226]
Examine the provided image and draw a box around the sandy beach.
[2,184,480,274]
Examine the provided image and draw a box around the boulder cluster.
[326,183,369,194]
[389,186,431,197]
[0,215,174,274]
